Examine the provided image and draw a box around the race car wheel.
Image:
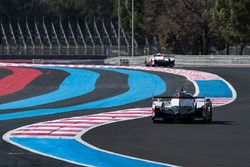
[169,63,175,68]
[152,118,160,123]
[152,108,161,123]
[202,105,212,123]
[152,115,161,123]
[207,106,213,122]
[164,63,169,67]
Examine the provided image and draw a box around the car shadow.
[153,120,233,125]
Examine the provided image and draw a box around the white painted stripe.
[17,127,59,130]
[0,63,235,108]
[58,127,84,130]
[74,116,120,120]
[110,109,151,112]
[1,63,237,167]
[8,108,153,138]
[51,131,78,135]
[61,119,106,123]
[12,131,51,134]
[84,116,136,119]
[28,125,90,128]
[7,135,74,139]
[101,113,150,117]
[37,123,95,127]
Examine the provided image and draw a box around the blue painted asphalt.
[196,80,233,97]
[0,68,166,120]
[0,67,99,110]
[11,138,171,167]
[7,69,236,167]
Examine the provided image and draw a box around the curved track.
[85,67,250,167]
[0,64,248,167]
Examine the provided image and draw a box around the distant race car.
[152,91,212,123]
[145,53,175,67]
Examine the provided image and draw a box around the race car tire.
[152,108,162,123]
[208,107,213,122]
[169,64,175,68]
[152,118,161,123]
[202,106,212,123]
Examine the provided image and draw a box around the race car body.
[152,91,212,123]
[145,53,175,67]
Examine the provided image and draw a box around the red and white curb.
[210,98,233,107]
[2,63,237,139]
[4,107,180,167]
[1,63,237,167]
[5,108,152,139]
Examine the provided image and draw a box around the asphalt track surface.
[0,69,127,113]
[0,68,68,104]
[84,67,250,167]
[0,68,12,79]
[0,67,249,167]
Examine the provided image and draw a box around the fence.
[0,17,158,57]
[2,17,248,58]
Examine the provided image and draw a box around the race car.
[152,91,212,123]
[145,53,175,67]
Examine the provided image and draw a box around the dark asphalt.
[84,67,250,167]
[0,67,190,167]
[0,67,249,167]
[0,68,12,79]
[0,68,129,113]
[0,68,68,105]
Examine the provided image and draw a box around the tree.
[142,0,216,55]
[78,0,115,21]
[120,0,145,37]
[0,0,116,21]
[0,0,47,16]
[211,0,250,54]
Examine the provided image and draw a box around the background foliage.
[0,0,249,54]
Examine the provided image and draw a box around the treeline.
[122,0,250,55]
[0,0,249,54]
[0,0,115,21]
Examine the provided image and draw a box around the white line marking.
[1,63,237,167]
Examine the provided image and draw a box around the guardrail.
[0,54,107,65]
[104,55,250,67]
[175,55,250,66]
[104,56,147,65]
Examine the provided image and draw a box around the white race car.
[152,91,212,123]
[145,53,175,67]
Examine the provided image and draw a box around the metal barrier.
[105,55,250,66]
